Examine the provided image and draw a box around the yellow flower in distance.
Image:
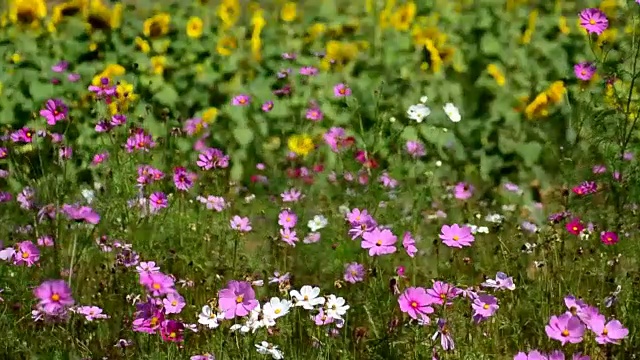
[135,37,150,53]
[52,0,86,25]
[545,81,565,104]
[288,134,314,157]
[525,93,549,120]
[217,0,240,29]
[150,56,166,76]
[281,2,297,22]
[202,108,218,124]
[558,16,570,35]
[109,80,138,115]
[390,2,416,32]
[216,35,237,56]
[486,64,505,86]
[9,0,47,27]
[85,0,122,30]
[186,16,203,38]
[143,13,170,38]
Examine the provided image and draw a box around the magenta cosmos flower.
[14,240,40,267]
[579,8,608,35]
[589,314,628,344]
[333,83,351,97]
[160,319,184,342]
[140,272,175,297]
[402,231,418,257]
[278,210,297,229]
[600,231,619,245]
[398,287,435,320]
[61,204,100,224]
[565,218,584,236]
[361,227,397,256]
[230,215,252,232]
[574,62,596,81]
[453,182,474,200]
[343,262,365,283]
[34,279,75,315]
[426,281,458,306]
[513,351,548,360]
[232,94,251,106]
[439,224,475,248]
[40,99,68,126]
[545,313,585,345]
[218,280,259,319]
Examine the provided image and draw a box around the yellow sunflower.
[288,134,314,157]
[143,13,171,38]
[150,56,166,76]
[186,16,203,38]
[281,2,297,22]
[135,36,150,53]
[85,0,122,31]
[217,0,240,29]
[9,0,47,27]
[52,0,87,25]
[390,2,416,32]
[216,35,237,56]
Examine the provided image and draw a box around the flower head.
[439,224,474,248]
[398,287,435,321]
[361,227,397,256]
[579,8,608,35]
[34,280,74,316]
[218,280,259,319]
[545,313,585,345]
[574,62,596,81]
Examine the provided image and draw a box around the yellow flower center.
[171,300,177,306]
[410,301,418,308]
[150,316,158,326]
[581,70,586,76]
[440,293,447,300]
[603,327,609,336]
[572,226,578,231]
[152,283,161,290]
[21,252,29,259]
[561,329,569,337]
[274,308,282,314]
[452,235,459,241]
[236,295,244,303]
[51,293,60,302]
[483,304,490,310]
[169,331,176,338]
[376,240,382,246]
[303,295,309,301]
[589,19,596,25]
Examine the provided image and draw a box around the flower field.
[1,0,640,359]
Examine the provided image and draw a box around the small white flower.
[485,213,504,224]
[466,224,489,234]
[521,242,536,253]
[290,285,325,310]
[252,279,265,287]
[407,103,431,123]
[307,215,328,232]
[255,341,284,359]
[81,189,96,204]
[338,205,351,216]
[435,160,442,167]
[197,305,224,329]
[443,103,461,122]
[231,305,264,333]
[325,294,349,320]
[262,297,292,321]
[420,96,428,104]
[389,116,396,123]
[501,204,516,212]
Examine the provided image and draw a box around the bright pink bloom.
[600,231,619,245]
[333,83,351,97]
[402,232,418,257]
[545,313,585,345]
[426,281,458,306]
[361,227,397,256]
[579,8,608,35]
[218,280,259,319]
[33,279,74,315]
[398,287,434,320]
[589,314,628,344]
[566,218,584,235]
[439,224,474,248]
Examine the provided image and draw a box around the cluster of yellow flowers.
[90,64,138,115]
[523,81,566,120]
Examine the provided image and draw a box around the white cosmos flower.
[407,103,431,123]
[307,215,328,232]
[81,189,96,204]
[255,341,284,359]
[290,285,325,310]
[324,294,349,320]
[231,304,264,333]
[197,305,224,329]
[443,103,461,122]
[485,213,504,224]
[262,297,292,321]
[466,224,489,234]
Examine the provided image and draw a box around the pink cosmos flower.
[76,306,108,321]
[61,204,100,224]
[579,8,608,35]
[361,227,397,256]
[472,294,499,319]
[398,287,434,320]
[232,94,251,106]
[281,188,302,202]
[34,279,75,315]
[426,281,458,306]
[163,292,186,314]
[574,62,596,81]
[402,232,418,257]
[40,99,68,126]
[230,215,252,232]
[37,235,55,247]
[197,195,227,211]
[453,182,474,200]
[333,83,351,97]
[140,272,175,297]
[306,106,324,121]
[343,262,365,283]
[218,280,259,319]
[278,210,297,229]
[173,167,196,191]
[406,140,426,158]
[149,192,168,213]
[280,228,299,246]
[589,314,628,344]
[261,101,274,112]
[545,313,585,345]
[566,218,584,235]
[600,231,619,245]
[136,261,160,275]
[160,319,184,342]
[439,224,475,248]
[513,351,548,360]
[14,240,40,267]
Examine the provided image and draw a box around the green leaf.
[517,142,543,167]
[153,85,179,107]
[233,128,254,146]
[229,162,244,182]
[29,82,55,103]
[480,35,501,56]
